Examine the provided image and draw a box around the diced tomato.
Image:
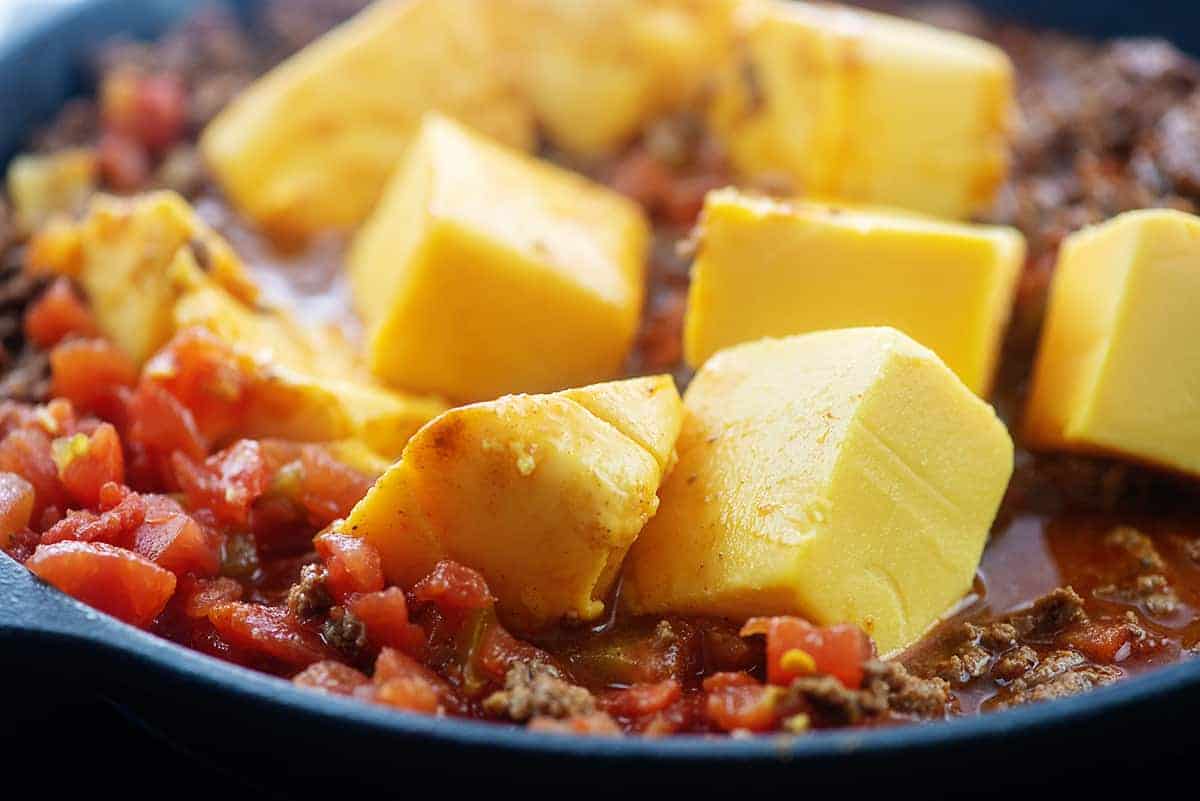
[207,602,329,669]
[314,532,384,602]
[178,576,243,619]
[1064,621,1136,664]
[741,616,873,689]
[53,423,125,508]
[4,528,41,563]
[297,445,372,527]
[0,472,35,549]
[0,428,68,525]
[172,440,269,527]
[474,620,556,681]
[40,489,146,548]
[144,328,251,444]
[26,540,176,627]
[703,672,781,733]
[125,382,207,489]
[132,494,222,577]
[600,679,683,719]
[348,588,425,656]
[412,561,495,616]
[293,661,370,696]
[24,279,98,349]
[97,131,150,192]
[101,69,187,154]
[371,647,459,714]
[50,339,136,423]
[527,713,622,736]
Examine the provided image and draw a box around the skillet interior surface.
[2,0,1199,790]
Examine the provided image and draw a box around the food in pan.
[3,0,1200,737]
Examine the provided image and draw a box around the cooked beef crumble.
[787,660,952,727]
[483,662,598,723]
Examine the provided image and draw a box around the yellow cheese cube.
[684,190,1025,395]
[622,328,1013,655]
[174,287,447,461]
[6,149,97,234]
[344,375,683,630]
[1023,210,1200,476]
[350,113,650,402]
[26,191,258,365]
[494,0,739,158]
[708,1,1014,219]
[201,0,533,241]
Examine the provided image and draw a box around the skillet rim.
[2,0,1199,766]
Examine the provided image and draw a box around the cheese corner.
[623,327,1013,655]
[1024,208,1200,476]
[684,189,1025,395]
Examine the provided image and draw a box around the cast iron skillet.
[3,0,1199,790]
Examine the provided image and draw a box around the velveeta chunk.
[623,328,1013,655]
[350,113,649,402]
[1024,209,1200,476]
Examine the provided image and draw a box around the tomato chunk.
[207,602,329,669]
[297,445,372,527]
[741,616,873,689]
[411,561,495,615]
[1064,621,1136,664]
[26,540,176,627]
[178,576,243,619]
[600,679,683,719]
[133,494,221,577]
[50,339,137,423]
[0,471,35,549]
[371,647,459,715]
[348,588,425,656]
[40,488,146,548]
[125,382,207,490]
[25,279,98,349]
[0,428,68,523]
[172,440,269,527]
[101,68,187,154]
[293,661,370,696]
[703,672,781,733]
[53,423,125,508]
[144,328,251,444]
[314,532,384,602]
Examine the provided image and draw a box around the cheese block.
[622,328,1013,655]
[344,375,684,630]
[24,191,258,365]
[200,0,533,241]
[173,286,447,461]
[1024,209,1200,476]
[684,190,1025,395]
[493,0,739,158]
[350,113,649,402]
[708,1,1014,219]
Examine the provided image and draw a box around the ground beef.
[992,645,1040,682]
[1105,526,1168,572]
[863,660,954,718]
[917,588,1086,689]
[482,662,597,723]
[787,659,951,726]
[0,256,49,403]
[1008,587,1087,639]
[1096,574,1180,618]
[322,605,367,656]
[936,641,992,685]
[287,563,332,619]
[990,650,1122,709]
